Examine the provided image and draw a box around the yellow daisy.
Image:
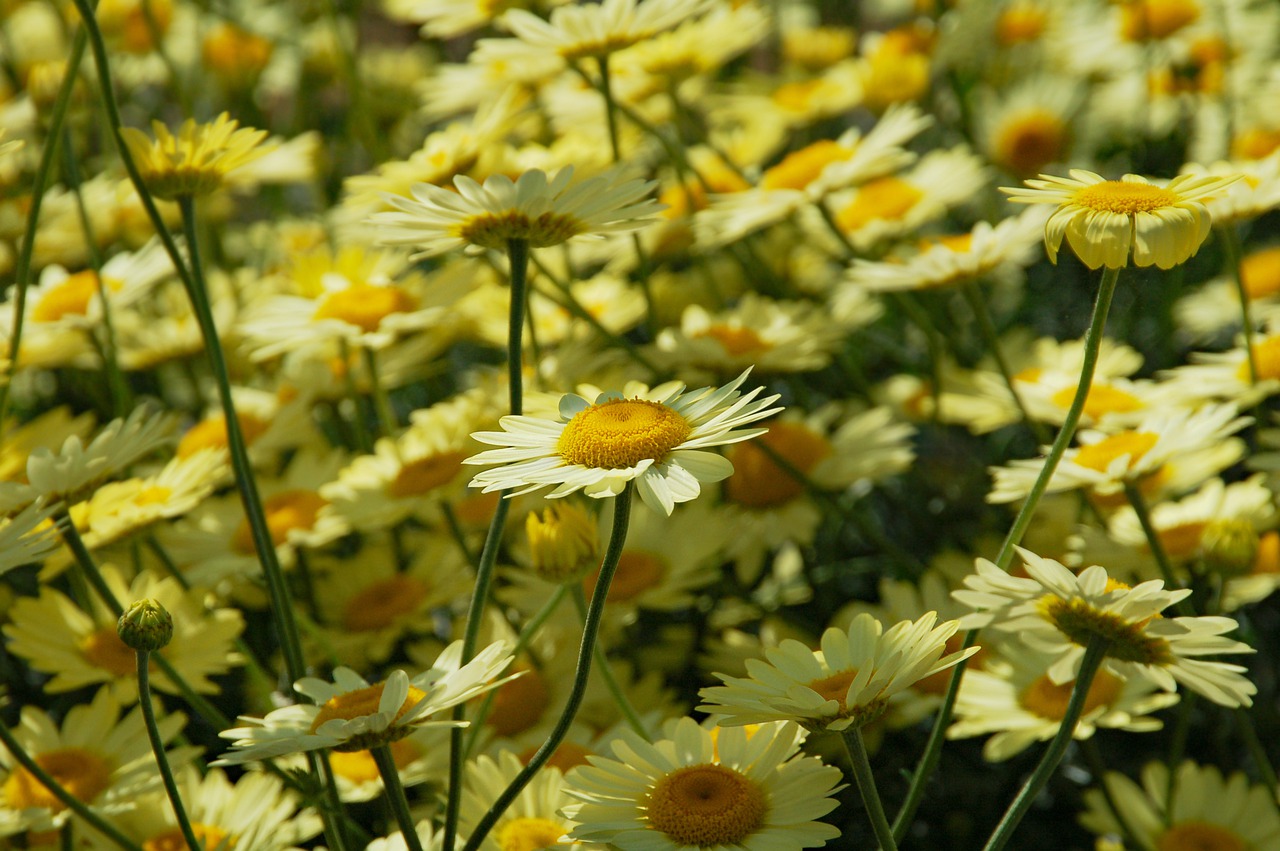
[1001,169,1241,269]
[120,112,271,200]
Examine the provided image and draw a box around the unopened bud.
[117,598,173,652]
[526,502,598,583]
[1200,519,1259,578]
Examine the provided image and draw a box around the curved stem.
[0,721,143,851]
[1218,224,1258,385]
[840,726,898,851]
[136,651,204,851]
[569,584,648,739]
[373,744,425,851]
[981,636,1110,851]
[461,486,635,851]
[960,282,1050,445]
[1123,481,1192,615]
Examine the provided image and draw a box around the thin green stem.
[840,726,898,851]
[362,346,398,438]
[0,721,143,851]
[1164,693,1194,825]
[1123,481,1192,615]
[981,636,1110,851]
[373,745,425,851]
[461,487,635,851]
[960,282,1050,445]
[1219,224,1258,385]
[1234,707,1280,811]
[569,584,648,739]
[340,338,374,453]
[440,501,478,567]
[136,651,204,851]
[1080,738,1139,847]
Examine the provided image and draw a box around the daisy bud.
[118,598,173,652]
[526,503,598,583]
[1200,519,1259,578]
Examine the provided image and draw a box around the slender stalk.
[1164,693,1194,825]
[981,636,1110,851]
[340,338,374,453]
[442,238,530,850]
[136,651,204,851]
[1218,225,1257,384]
[1080,738,1139,847]
[0,721,144,851]
[373,744,425,851]
[960,282,1050,445]
[1234,707,1280,811]
[461,486,635,851]
[570,584,649,739]
[1123,482,1192,615]
[840,725,898,851]
[440,501,478,567]
[362,346,398,437]
[892,265,1123,837]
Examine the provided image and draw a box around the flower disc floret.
[1038,595,1174,665]
[645,764,767,847]
[556,399,693,469]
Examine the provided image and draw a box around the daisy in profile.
[1163,325,1280,407]
[563,717,843,850]
[698,612,977,732]
[120,112,271,199]
[370,165,664,257]
[954,548,1258,707]
[1080,761,1280,851]
[1001,169,1241,269]
[466,369,782,515]
[213,640,513,763]
[500,0,718,62]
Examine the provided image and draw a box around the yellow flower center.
[309,681,429,751]
[177,413,269,459]
[80,626,146,677]
[557,399,692,470]
[1019,670,1124,720]
[923,233,974,254]
[328,738,420,784]
[232,489,329,554]
[807,669,857,706]
[486,666,550,737]
[497,817,566,851]
[1038,595,1172,664]
[760,140,854,191]
[1073,431,1159,473]
[1156,821,1245,851]
[695,324,771,358]
[387,450,468,498]
[1239,335,1280,381]
[342,575,430,631]
[583,550,666,603]
[1253,530,1280,575]
[456,210,585,250]
[993,110,1068,178]
[1121,0,1201,42]
[1073,181,1179,214]
[861,46,931,111]
[1050,383,1144,419]
[32,272,124,323]
[3,748,113,812]
[645,764,767,847]
[723,422,833,509]
[313,284,417,334]
[202,23,273,83]
[995,4,1048,45]
[143,824,235,851]
[770,78,843,114]
[1240,247,1280,300]
[835,177,924,231]
[1157,521,1208,560]
[1233,128,1280,161]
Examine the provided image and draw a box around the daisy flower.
[120,112,271,199]
[563,718,844,850]
[1080,761,1280,851]
[213,640,514,762]
[370,165,664,257]
[1001,169,1241,269]
[500,0,718,62]
[974,76,1082,178]
[698,612,977,731]
[465,369,782,515]
[1163,327,1280,407]
[460,750,586,851]
[953,548,1258,707]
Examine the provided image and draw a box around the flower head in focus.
[465,369,782,515]
[121,112,270,200]
[1001,169,1241,269]
[370,166,664,257]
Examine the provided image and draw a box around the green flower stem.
[569,583,649,739]
[362,346,398,438]
[1080,738,1139,847]
[442,237,530,851]
[840,725,898,851]
[440,501,479,567]
[135,651,204,851]
[464,584,570,758]
[1218,224,1258,385]
[339,338,374,453]
[982,635,1110,851]
[1234,707,1280,811]
[0,28,88,431]
[889,292,946,423]
[461,486,635,851]
[176,196,307,684]
[1122,481,1193,616]
[0,721,143,851]
[960,282,1050,446]
[373,744,425,851]
[893,264,1122,838]
[1164,691,1194,825]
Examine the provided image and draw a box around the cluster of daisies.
[2,0,1280,849]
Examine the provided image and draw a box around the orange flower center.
[177,413,269,459]
[32,271,125,323]
[994,110,1068,177]
[496,817,567,851]
[1121,0,1201,42]
[1239,335,1280,381]
[1019,670,1124,720]
[835,177,924,231]
[645,764,767,847]
[231,489,329,554]
[1155,821,1245,851]
[486,666,550,738]
[694,324,771,358]
[995,4,1048,45]
[143,824,236,851]
[557,399,691,470]
[1073,431,1159,473]
[387,450,468,498]
[1073,181,1178,214]
[1240,247,1280,300]
[3,748,113,812]
[328,738,421,784]
[342,575,430,631]
[80,626,145,677]
[723,422,832,509]
[310,682,428,734]
[313,284,416,334]
[760,140,853,191]
[1049,382,1144,419]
